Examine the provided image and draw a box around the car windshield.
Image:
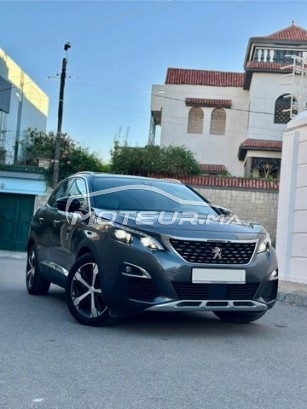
[91,177,217,216]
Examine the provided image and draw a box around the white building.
[0,48,49,164]
[149,22,307,178]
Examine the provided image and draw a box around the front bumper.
[146,299,268,312]
[98,237,279,315]
[126,275,278,313]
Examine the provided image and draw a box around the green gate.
[0,193,35,251]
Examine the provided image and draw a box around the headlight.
[109,225,164,250]
[111,228,132,244]
[140,236,163,250]
[257,233,271,253]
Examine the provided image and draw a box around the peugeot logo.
[212,246,222,260]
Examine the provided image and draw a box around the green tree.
[110,141,200,177]
[21,128,110,185]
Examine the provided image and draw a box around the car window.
[47,180,70,208]
[67,178,89,208]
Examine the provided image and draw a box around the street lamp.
[52,42,71,189]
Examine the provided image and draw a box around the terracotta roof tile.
[246,62,291,71]
[186,98,232,108]
[238,139,282,161]
[199,164,227,173]
[240,139,282,149]
[265,23,307,41]
[166,68,244,87]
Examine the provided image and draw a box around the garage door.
[0,193,35,251]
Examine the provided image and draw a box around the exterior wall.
[194,186,278,242]
[0,49,49,164]
[0,170,47,196]
[277,112,307,283]
[151,84,249,177]
[247,72,289,141]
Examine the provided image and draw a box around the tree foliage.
[110,140,200,177]
[21,128,110,185]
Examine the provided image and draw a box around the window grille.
[210,108,226,135]
[187,107,203,133]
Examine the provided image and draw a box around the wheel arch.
[75,241,101,264]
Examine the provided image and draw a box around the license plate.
[192,268,246,284]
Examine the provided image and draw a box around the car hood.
[93,209,266,241]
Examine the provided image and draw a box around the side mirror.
[56,196,82,212]
[213,206,234,216]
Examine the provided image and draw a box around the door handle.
[53,220,61,226]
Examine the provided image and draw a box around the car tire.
[213,310,267,324]
[66,254,112,326]
[26,245,50,295]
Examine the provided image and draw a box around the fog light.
[269,269,278,280]
[122,262,151,278]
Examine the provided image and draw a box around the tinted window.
[47,180,70,207]
[67,178,89,208]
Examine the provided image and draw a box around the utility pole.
[14,73,24,164]
[52,42,71,189]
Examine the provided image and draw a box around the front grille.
[173,282,259,300]
[127,277,160,302]
[261,280,278,302]
[169,239,256,264]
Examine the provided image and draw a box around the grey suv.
[26,172,278,326]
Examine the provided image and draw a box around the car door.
[35,179,71,283]
[56,177,89,274]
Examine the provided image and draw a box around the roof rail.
[159,178,182,184]
[75,171,96,175]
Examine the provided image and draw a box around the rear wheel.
[213,310,267,324]
[26,245,50,295]
[66,254,112,326]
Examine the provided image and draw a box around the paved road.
[1,252,307,409]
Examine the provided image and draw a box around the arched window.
[187,107,203,133]
[274,94,297,124]
[210,108,226,135]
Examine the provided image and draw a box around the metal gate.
[0,193,34,251]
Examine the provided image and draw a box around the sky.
[1,0,307,162]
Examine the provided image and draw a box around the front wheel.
[66,254,112,326]
[213,310,267,324]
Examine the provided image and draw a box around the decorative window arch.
[187,107,203,133]
[210,108,226,135]
[274,94,297,124]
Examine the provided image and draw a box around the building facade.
[149,23,307,178]
[0,48,49,251]
[0,48,49,164]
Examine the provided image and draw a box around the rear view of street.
[0,252,307,409]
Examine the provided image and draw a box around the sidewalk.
[278,280,307,308]
[1,250,307,307]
